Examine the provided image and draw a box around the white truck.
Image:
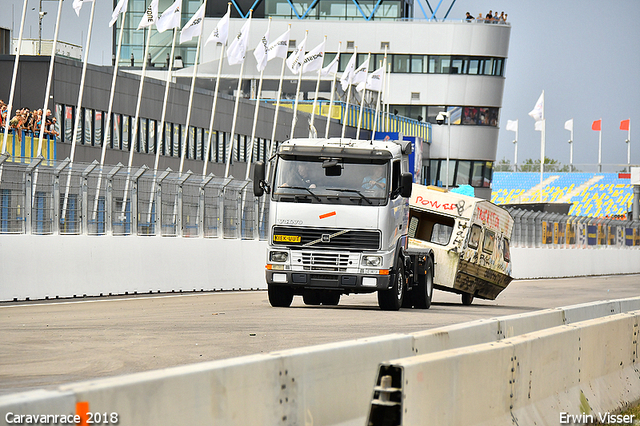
[253,137,435,311]
[407,184,514,305]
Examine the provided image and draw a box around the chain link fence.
[0,158,267,240]
[507,207,640,249]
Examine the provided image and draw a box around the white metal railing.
[0,156,267,240]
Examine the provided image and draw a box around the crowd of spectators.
[465,10,508,24]
[0,100,59,143]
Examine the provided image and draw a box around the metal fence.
[0,155,266,240]
[507,207,640,249]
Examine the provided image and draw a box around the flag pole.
[148,27,178,223]
[1,0,28,157]
[245,18,272,180]
[627,119,631,172]
[309,36,327,137]
[598,118,602,173]
[538,90,545,202]
[121,24,152,221]
[266,24,291,180]
[36,0,63,157]
[179,3,207,176]
[94,3,128,220]
[341,47,357,139]
[62,0,96,224]
[225,10,253,178]
[32,0,64,204]
[569,122,574,173]
[384,60,391,132]
[355,53,370,140]
[203,4,231,178]
[290,30,308,139]
[324,42,341,139]
[371,47,387,141]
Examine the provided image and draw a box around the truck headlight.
[270,251,288,262]
[362,255,382,267]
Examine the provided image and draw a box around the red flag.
[620,119,630,131]
[592,119,601,131]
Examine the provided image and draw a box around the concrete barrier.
[2,298,640,426]
[511,247,640,279]
[367,311,640,426]
[1,235,639,302]
[0,236,268,301]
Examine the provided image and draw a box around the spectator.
[485,10,493,23]
[498,11,505,23]
[503,13,508,23]
[465,12,474,22]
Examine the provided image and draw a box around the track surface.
[1,274,639,395]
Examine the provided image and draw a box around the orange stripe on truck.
[319,211,336,219]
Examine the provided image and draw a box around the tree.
[494,157,513,172]
[518,157,573,172]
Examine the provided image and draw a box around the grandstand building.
[116,0,511,199]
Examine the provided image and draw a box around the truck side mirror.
[400,173,413,198]
[253,161,265,197]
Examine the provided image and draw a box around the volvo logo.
[321,234,330,242]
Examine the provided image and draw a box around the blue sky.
[3,0,639,171]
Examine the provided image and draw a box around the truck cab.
[253,138,432,310]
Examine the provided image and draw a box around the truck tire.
[268,285,294,307]
[303,290,322,305]
[378,262,405,311]
[415,257,434,309]
[322,292,341,306]
[461,293,474,306]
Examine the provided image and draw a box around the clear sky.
[3,0,639,171]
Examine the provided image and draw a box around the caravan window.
[468,224,481,249]
[482,230,495,254]
[503,239,511,263]
[408,210,455,246]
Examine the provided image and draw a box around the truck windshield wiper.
[278,185,321,202]
[327,188,372,205]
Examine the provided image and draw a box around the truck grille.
[302,252,350,271]
[272,226,380,250]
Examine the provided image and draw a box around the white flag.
[321,54,339,76]
[286,35,307,74]
[301,40,325,74]
[352,57,370,87]
[506,119,518,132]
[156,0,181,33]
[180,3,205,44]
[205,8,230,46]
[72,0,94,16]
[137,0,159,30]
[535,119,545,132]
[339,53,357,91]
[564,118,574,132]
[253,27,270,72]
[528,91,544,122]
[267,28,290,61]
[357,65,383,92]
[227,16,252,65]
[109,0,128,27]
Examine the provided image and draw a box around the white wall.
[511,247,640,279]
[0,235,267,301]
[1,236,638,302]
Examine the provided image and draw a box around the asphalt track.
[1,274,639,396]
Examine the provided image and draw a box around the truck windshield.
[272,157,389,205]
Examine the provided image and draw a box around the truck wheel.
[322,292,341,306]
[378,262,405,311]
[303,290,322,305]
[268,285,294,307]
[415,257,434,309]
[461,293,474,306]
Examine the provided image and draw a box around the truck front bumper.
[266,270,391,291]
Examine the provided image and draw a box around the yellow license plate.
[273,235,301,243]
